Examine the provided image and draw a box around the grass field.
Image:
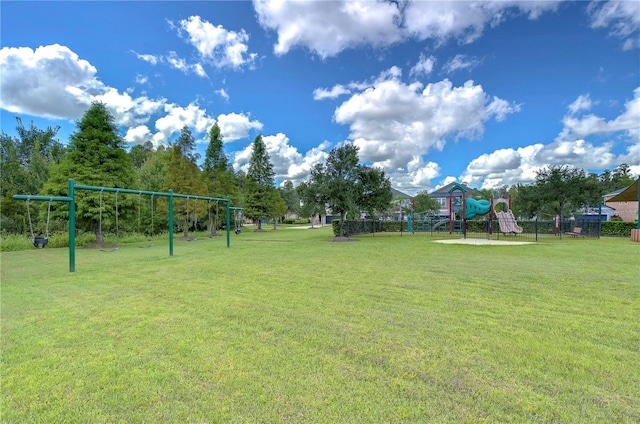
[1,226,639,423]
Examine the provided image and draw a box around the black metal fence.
[336,217,607,241]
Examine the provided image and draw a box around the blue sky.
[1,1,638,194]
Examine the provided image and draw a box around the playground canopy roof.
[606,180,638,203]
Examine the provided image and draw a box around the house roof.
[391,187,412,199]
[604,186,627,199]
[606,180,639,202]
[428,182,481,198]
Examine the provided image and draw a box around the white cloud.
[387,156,441,193]
[460,138,623,190]
[254,0,402,58]
[587,0,640,50]
[135,74,149,85]
[557,87,640,141]
[441,54,480,75]
[124,125,152,144]
[94,87,165,127]
[232,134,329,185]
[133,51,160,65]
[166,51,208,78]
[461,144,544,189]
[333,69,519,178]
[0,44,166,129]
[177,16,257,69]
[535,139,617,169]
[460,87,640,189]
[216,88,230,102]
[313,85,351,100]
[0,44,101,119]
[404,1,560,45]
[568,94,594,114]
[254,0,561,57]
[152,103,216,146]
[409,54,436,77]
[216,112,263,142]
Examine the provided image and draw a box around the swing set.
[13,178,240,272]
[26,198,52,248]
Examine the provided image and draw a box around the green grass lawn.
[1,227,639,423]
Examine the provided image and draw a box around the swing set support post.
[168,189,174,256]
[69,179,76,272]
[12,179,75,271]
[226,197,231,248]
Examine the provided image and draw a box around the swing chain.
[26,197,35,241]
[45,198,52,238]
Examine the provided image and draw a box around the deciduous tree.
[164,144,206,238]
[279,180,300,218]
[202,124,239,234]
[355,166,392,219]
[413,190,440,215]
[0,118,65,233]
[514,165,601,219]
[313,144,360,237]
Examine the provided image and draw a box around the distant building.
[426,182,482,217]
[390,187,412,220]
[604,184,639,222]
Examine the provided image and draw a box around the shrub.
[601,221,637,237]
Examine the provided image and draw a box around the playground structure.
[492,197,523,234]
[13,179,240,272]
[408,183,523,237]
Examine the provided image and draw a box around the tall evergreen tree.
[244,135,275,231]
[203,124,228,173]
[129,140,154,169]
[174,125,200,163]
[43,102,136,243]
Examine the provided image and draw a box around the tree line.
[2,102,635,243]
[1,102,393,241]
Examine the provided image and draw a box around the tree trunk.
[183,216,189,238]
[340,212,346,237]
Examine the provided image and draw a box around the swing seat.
[235,228,241,234]
[33,236,48,249]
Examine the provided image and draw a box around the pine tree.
[174,125,200,163]
[244,135,275,231]
[43,102,136,243]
